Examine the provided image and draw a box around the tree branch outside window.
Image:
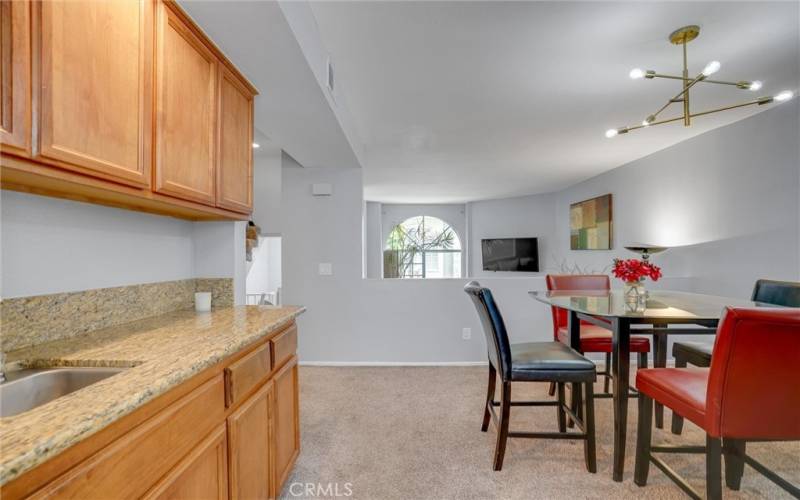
[383,216,462,279]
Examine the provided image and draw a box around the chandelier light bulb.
[612,26,774,137]
[774,90,794,102]
[702,60,721,77]
[629,68,646,80]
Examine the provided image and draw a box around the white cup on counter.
[195,292,212,312]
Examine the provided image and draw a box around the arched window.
[383,216,462,279]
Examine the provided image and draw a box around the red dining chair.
[670,279,800,434]
[634,307,800,499]
[546,275,652,395]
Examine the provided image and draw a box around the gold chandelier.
[606,25,794,138]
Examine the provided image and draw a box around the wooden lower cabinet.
[28,376,226,500]
[273,356,300,490]
[144,424,228,500]
[228,381,274,499]
[3,322,299,500]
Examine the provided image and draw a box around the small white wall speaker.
[312,183,333,196]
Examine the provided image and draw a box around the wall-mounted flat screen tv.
[481,238,539,272]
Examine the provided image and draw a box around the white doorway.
[246,236,282,305]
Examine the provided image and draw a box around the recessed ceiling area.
[179,0,362,171]
[309,1,799,203]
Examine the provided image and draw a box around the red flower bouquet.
[612,258,662,284]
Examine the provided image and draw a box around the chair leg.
[638,351,648,369]
[654,334,667,429]
[724,438,746,491]
[567,383,576,429]
[634,394,653,486]
[603,352,611,394]
[548,381,556,396]
[482,362,496,432]
[583,381,597,473]
[493,381,511,471]
[556,382,566,433]
[570,382,583,428]
[707,435,723,500]
[670,356,688,435]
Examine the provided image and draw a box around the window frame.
[383,215,462,279]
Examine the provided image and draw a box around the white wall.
[192,221,248,305]
[246,236,282,297]
[282,166,616,363]
[363,201,382,278]
[1,191,194,298]
[554,101,800,299]
[379,203,467,278]
[1,191,247,302]
[467,193,555,277]
[284,101,799,364]
[251,146,283,235]
[365,197,556,279]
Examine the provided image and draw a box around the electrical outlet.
[462,327,471,340]
[318,263,333,276]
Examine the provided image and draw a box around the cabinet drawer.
[225,342,271,407]
[271,325,297,370]
[31,375,225,499]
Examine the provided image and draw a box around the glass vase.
[624,281,647,312]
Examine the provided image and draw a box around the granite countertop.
[0,305,305,486]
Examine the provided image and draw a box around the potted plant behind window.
[612,258,662,311]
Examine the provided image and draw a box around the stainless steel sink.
[0,367,126,418]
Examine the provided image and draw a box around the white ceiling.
[179,1,361,170]
[309,1,800,203]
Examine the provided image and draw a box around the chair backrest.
[751,279,800,307]
[464,281,512,380]
[545,275,610,339]
[706,307,800,439]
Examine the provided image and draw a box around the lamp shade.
[624,244,668,259]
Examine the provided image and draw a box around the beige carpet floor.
[279,366,799,499]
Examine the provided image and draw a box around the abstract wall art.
[570,194,612,250]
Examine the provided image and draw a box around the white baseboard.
[299,361,488,367]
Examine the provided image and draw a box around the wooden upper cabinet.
[37,0,152,187]
[0,0,31,156]
[154,1,216,206]
[216,65,253,213]
[1,0,257,220]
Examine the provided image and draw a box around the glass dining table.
[530,289,768,482]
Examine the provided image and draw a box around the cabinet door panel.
[154,2,216,205]
[30,376,225,499]
[228,381,274,499]
[273,356,299,491]
[0,0,31,155]
[38,0,152,186]
[216,66,252,213]
[144,424,228,500]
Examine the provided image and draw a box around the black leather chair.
[464,281,598,472]
[671,279,800,434]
